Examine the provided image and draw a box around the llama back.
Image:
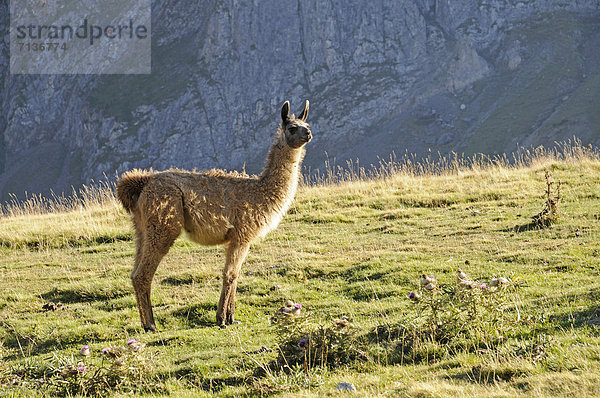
[116,169,153,212]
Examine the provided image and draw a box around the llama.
[116,100,311,331]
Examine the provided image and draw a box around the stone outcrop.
[1,0,599,199]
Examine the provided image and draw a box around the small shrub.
[378,269,521,365]
[263,301,367,374]
[531,171,561,227]
[1,341,163,397]
[515,170,562,231]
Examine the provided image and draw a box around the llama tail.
[116,170,152,212]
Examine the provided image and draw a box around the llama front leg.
[217,241,250,328]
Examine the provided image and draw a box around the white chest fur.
[257,191,294,238]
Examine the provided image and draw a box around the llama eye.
[289,127,298,134]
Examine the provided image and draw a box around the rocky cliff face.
[1,0,600,200]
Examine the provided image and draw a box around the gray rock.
[437,133,454,146]
[446,38,490,93]
[1,1,600,200]
[336,382,357,392]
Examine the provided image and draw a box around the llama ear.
[299,100,309,121]
[281,101,290,125]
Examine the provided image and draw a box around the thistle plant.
[532,171,561,227]
[6,339,161,397]
[267,301,366,373]
[398,267,520,364]
[515,170,562,231]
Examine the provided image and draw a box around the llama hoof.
[225,314,240,325]
[217,319,228,329]
[143,325,158,333]
[217,320,240,329]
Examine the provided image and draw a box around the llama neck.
[258,134,304,204]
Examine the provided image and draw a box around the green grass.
[1,146,599,397]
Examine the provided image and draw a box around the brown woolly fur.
[116,100,311,331]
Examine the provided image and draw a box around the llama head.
[280,100,311,149]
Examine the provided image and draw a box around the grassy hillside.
[0,145,599,397]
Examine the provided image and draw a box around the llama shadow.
[161,273,211,286]
[41,287,129,304]
[170,303,217,328]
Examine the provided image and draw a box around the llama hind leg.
[132,242,174,332]
[131,193,183,331]
[217,241,250,328]
[131,228,155,330]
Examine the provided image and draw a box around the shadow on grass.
[158,367,247,393]
[550,291,600,329]
[1,233,132,250]
[41,286,129,304]
[2,329,106,357]
[170,303,217,328]
[447,365,530,385]
[523,288,600,331]
[508,219,551,232]
[342,282,399,301]
[161,273,214,286]
[395,197,458,208]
